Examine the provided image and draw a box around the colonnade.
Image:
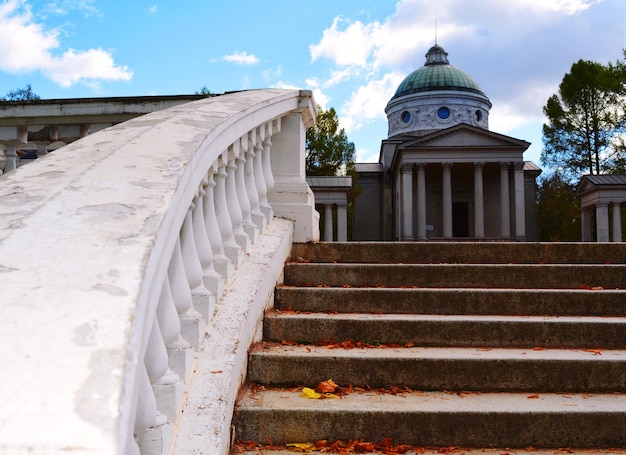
[322,203,348,242]
[581,203,623,242]
[399,160,526,240]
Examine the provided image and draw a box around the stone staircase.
[232,242,626,453]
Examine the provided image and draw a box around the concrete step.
[291,241,626,265]
[247,343,626,392]
[263,311,626,349]
[233,242,626,452]
[275,287,626,316]
[283,263,626,289]
[233,386,626,448]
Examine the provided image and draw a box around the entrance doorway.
[453,202,469,237]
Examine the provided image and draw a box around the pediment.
[398,124,530,151]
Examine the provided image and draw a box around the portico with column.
[395,145,530,241]
[577,174,626,242]
[352,43,542,241]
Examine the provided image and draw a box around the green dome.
[393,45,486,98]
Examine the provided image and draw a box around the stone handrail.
[0,89,318,454]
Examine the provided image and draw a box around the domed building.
[353,44,541,241]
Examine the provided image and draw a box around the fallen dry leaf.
[286,441,316,451]
[317,379,339,393]
[300,387,321,399]
[527,394,540,399]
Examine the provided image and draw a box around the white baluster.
[0,150,5,176]
[226,145,250,254]
[244,132,265,232]
[180,205,213,322]
[254,128,273,223]
[214,158,243,267]
[157,278,193,382]
[236,138,258,243]
[193,180,224,299]
[264,121,276,192]
[145,319,183,421]
[261,132,274,220]
[134,363,170,455]
[203,169,234,281]
[168,238,204,347]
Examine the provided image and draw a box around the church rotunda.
[353,44,541,241]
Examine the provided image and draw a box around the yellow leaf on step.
[286,442,316,451]
[300,387,322,399]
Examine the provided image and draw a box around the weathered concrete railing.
[0,89,318,454]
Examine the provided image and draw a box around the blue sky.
[1,0,625,168]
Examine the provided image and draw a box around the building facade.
[354,44,541,241]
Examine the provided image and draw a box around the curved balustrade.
[0,89,318,454]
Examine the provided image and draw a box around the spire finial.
[435,13,438,45]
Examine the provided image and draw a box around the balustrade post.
[254,128,273,223]
[134,363,171,455]
[180,205,213,322]
[157,278,193,382]
[203,169,234,281]
[236,135,259,243]
[261,123,274,220]
[0,148,5,176]
[245,131,265,232]
[225,144,250,254]
[193,181,224,298]
[214,157,243,267]
[144,319,183,420]
[168,238,205,347]
[268,111,319,242]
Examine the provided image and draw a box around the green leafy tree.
[3,84,40,101]
[196,86,212,95]
[536,172,581,241]
[306,106,356,176]
[306,106,360,240]
[541,58,626,182]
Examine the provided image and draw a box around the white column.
[581,207,593,242]
[596,203,610,242]
[324,204,334,242]
[612,202,622,242]
[337,203,348,242]
[5,145,17,172]
[442,162,453,238]
[401,163,414,240]
[416,163,427,240]
[513,162,526,238]
[474,162,485,238]
[36,142,48,158]
[500,162,511,238]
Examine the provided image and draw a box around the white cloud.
[310,16,382,67]
[0,0,132,87]
[262,66,283,82]
[339,72,405,133]
[307,0,615,166]
[41,0,102,18]
[148,5,157,14]
[222,51,260,65]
